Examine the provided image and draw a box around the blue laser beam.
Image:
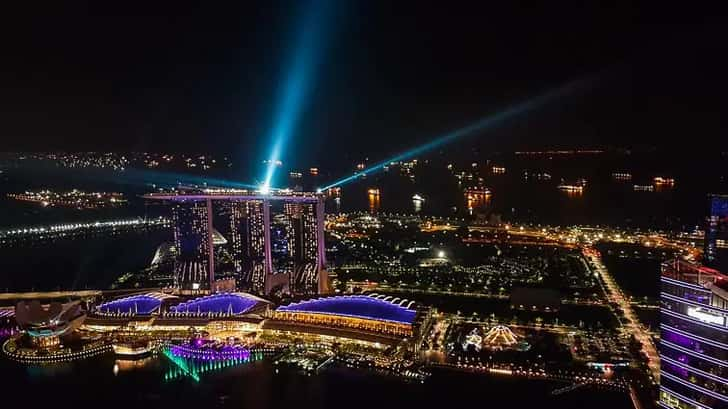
[49,166,262,191]
[320,76,597,191]
[262,0,334,192]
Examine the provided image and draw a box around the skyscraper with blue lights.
[659,260,728,408]
[705,194,728,274]
[230,200,267,293]
[172,201,213,293]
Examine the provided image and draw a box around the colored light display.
[661,355,728,384]
[162,347,200,382]
[661,340,727,367]
[168,344,251,361]
[0,327,16,338]
[170,293,261,315]
[276,295,416,324]
[0,309,14,318]
[162,348,265,382]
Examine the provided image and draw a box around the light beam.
[263,0,334,190]
[320,76,596,191]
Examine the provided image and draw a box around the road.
[583,248,660,382]
[0,287,165,301]
[0,290,102,301]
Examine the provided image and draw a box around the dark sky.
[1,2,726,171]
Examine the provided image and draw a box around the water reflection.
[562,189,583,198]
[114,356,156,373]
[465,188,491,215]
[412,194,425,213]
[368,188,380,214]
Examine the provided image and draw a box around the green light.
[161,348,200,382]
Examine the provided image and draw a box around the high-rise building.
[147,190,327,296]
[285,202,321,294]
[705,194,728,274]
[659,260,728,408]
[172,201,212,292]
[230,200,266,293]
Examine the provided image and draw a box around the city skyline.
[1,3,728,409]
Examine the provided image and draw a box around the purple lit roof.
[276,295,417,324]
[98,292,176,315]
[0,309,14,318]
[170,293,265,315]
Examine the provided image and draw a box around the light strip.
[661,371,728,402]
[662,292,728,315]
[661,324,728,350]
[277,296,415,324]
[661,276,711,292]
[661,340,728,368]
[661,309,728,333]
[661,355,728,384]
[660,386,716,409]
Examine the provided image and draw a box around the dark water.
[334,152,728,230]
[0,230,170,293]
[4,152,727,230]
[0,167,170,293]
[0,167,160,228]
[0,354,632,408]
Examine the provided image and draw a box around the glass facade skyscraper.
[705,194,728,274]
[229,200,267,293]
[660,260,728,409]
[172,201,212,292]
[284,202,321,294]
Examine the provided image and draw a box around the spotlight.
[320,75,596,191]
[261,0,334,189]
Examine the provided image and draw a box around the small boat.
[112,340,156,357]
[412,194,425,202]
[557,184,584,193]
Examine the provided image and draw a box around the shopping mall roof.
[276,294,417,325]
[170,292,269,315]
[97,292,177,315]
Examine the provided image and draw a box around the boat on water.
[557,184,584,193]
[112,340,158,357]
[412,194,425,202]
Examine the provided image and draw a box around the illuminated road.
[0,290,102,300]
[0,288,164,301]
[358,284,605,306]
[583,249,660,382]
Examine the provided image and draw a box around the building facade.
[154,190,327,296]
[660,260,728,409]
[172,201,212,292]
[230,200,267,293]
[285,202,321,294]
[705,194,728,274]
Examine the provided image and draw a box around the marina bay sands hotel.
[143,188,328,296]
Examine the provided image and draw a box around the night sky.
[1,3,726,172]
